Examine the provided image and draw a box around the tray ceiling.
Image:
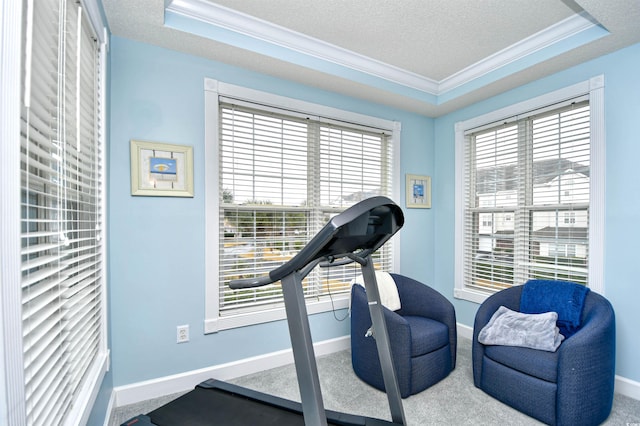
[103,0,640,116]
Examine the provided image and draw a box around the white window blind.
[462,100,590,293]
[20,0,106,424]
[218,102,393,315]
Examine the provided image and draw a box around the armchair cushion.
[484,344,559,383]
[404,316,449,357]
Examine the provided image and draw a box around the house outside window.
[454,77,605,303]
[204,80,400,332]
[564,211,576,224]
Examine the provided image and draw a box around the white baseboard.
[103,392,116,426]
[112,335,350,408]
[456,322,473,340]
[615,375,640,401]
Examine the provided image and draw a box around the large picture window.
[6,0,108,424]
[454,78,605,303]
[205,81,400,331]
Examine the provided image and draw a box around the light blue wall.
[108,33,640,392]
[434,43,640,382]
[108,36,435,387]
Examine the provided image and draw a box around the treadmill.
[123,196,407,426]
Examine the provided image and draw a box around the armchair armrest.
[556,292,615,424]
[472,285,523,386]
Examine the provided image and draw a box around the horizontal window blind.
[219,103,393,314]
[463,101,590,292]
[20,0,104,424]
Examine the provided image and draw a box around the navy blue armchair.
[351,273,456,398]
[473,283,616,426]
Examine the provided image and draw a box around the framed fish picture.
[405,174,431,208]
[130,140,194,197]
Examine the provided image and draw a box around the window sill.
[453,287,492,304]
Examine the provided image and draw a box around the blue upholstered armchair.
[351,273,456,398]
[472,281,616,426]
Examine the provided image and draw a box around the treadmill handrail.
[229,257,323,290]
[229,249,372,289]
[228,275,274,289]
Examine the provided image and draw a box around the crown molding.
[439,12,600,94]
[167,0,440,94]
[166,0,602,100]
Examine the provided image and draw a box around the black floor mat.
[148,386,306,426]
[138,380,397,426]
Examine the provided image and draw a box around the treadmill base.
[121,379,400,426]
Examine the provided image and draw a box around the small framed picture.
[406,174,431,208]
[130,140,194,197]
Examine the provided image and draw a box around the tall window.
[15,0,108,424]
[205,81,399,332]
[455,78,605,302]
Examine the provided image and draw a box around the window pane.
[528,209,588,284]
[475,125,519,208]
[320,125,387,208]
[220,207,311,312]
[221,107,309,207]
[532,105,590,206]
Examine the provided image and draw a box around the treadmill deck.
[123,379,399,426]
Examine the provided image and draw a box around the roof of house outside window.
[476,159,589,194]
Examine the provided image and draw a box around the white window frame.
[204,79,401,333]
[1,1,108,425]
[454,76,605,304]
[0,1,25,424]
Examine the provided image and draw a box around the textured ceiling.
[102,0,640,116]
[210,0,576,80]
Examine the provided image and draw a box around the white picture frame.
[406,174,431,208]
[130,140,194,197]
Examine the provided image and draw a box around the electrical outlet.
[176,325,189,343]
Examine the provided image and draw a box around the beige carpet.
[109,338,640,425]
